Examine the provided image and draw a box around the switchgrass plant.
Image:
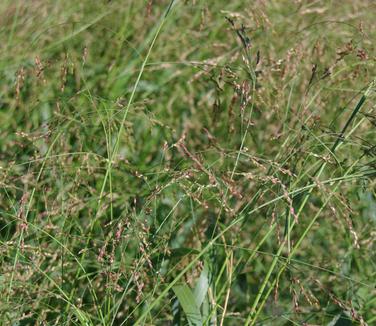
[0,0,375,325]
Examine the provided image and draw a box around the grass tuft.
[0,0,375,325]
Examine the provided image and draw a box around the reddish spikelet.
[291,278,301,313]
[274,277,279,303]
[133,270,144,303]
[97,243,107,263]
[290,206,298,224]
[82,46,88,65]
[115,224,123,241]
[177,141,216,185]
[34,56,46,83]
[146,0,153,17]
[270,211,276,226]
[344,214,360,249]
[60,53,68,92]
[357,49,368,61]
[15,67,25,102]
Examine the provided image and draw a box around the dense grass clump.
[0,0,375,325]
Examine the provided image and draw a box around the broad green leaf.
[194,265,209,307]
[173,284,202,326]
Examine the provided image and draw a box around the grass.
[0,0,375,325]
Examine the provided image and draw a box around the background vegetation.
[0,0,375,325]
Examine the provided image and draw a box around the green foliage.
[0,0,375,325]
